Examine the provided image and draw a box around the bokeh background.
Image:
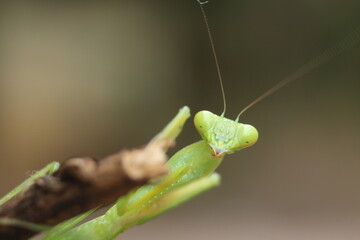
[1,1,360,239]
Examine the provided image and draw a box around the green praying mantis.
[1,1,360,239]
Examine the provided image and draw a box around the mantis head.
[194,110,258,157]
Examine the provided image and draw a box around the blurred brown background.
[1,1,360,239]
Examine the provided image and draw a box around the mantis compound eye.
[236,124,258,149]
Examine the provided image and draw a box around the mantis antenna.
[197,0,227,117]
[235,27,360,121]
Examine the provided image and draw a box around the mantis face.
[194,110,258,157]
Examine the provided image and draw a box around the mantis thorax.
[194,111,258,157]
